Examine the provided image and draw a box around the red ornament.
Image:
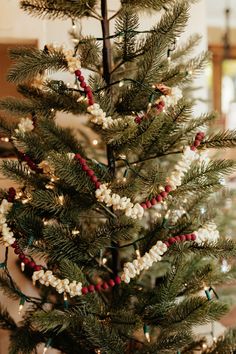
[95,181,101,189]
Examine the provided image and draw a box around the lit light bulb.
[73,84,78,89]
[1,137,9,142]
[18,304,24,315]
[21,262,25,272]
[64,292,68,301]
[122,177,127,182]
[22,198,29,204]
[119,81,124,87]
[72,230,80,235]
[43,347,48,354]
[51,108,55,112]
[135,249,141,259]
[92,139,98,146]
[58,195,64,205]
[145,332,150,343]
[102,257,107,265]
[202,343,207,349]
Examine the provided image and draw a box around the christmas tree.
[1,0,236,353]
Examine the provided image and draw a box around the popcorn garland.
[75,69,120,129]
[14,117,34,135]
[0,186,220,299]
[153,84,183,113]
[122,233,196,283]
[0,195,15,246]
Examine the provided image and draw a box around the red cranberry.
[19,254,25,261]
[160,191,168,199]
[87,169,94,177]
[29,261,36,269]
[174,236,181,242]
[190,146,196,151]
[74,70,81,77]
[108,279,115,287]
[185,234,192,241]
[88,285,95,292]
[168,237,177,245]
[82,287,88,295]
[165,185,172,193]
[194,140,201,147]
[80,82,87,89]
[180,235,186,241]
[114,276,121,285]
[23,258,30,265]
[156,195,163,203]
[91,175,98,183]
[151,198,157,205]
[95,284,102,291]
[146,200,152,208]
[191,233,196,241]
[102,282,109,290]
[141,203,147,209]
[164,241,170,247]
[34,265,42,272]
[74,153,81,160]
[95,182,101,189]
[82,165,89,171]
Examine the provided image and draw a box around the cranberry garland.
[18,151,43,174]
[74,153,101,189]
[75,69,94,106]
[190,131,205,151]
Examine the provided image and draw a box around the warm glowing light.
[21,262,25,272]
[92,139,98,146]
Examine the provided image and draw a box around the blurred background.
[0,0,236,352]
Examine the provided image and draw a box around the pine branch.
[0,304,17,330]
[115,8,139,62]
[7,47,68,84]
[121,0,175,11]
[201,130,236,149]
[20,0,97,20]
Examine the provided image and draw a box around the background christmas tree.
[0,0,236,353]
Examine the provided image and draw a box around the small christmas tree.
[0,1,236,353]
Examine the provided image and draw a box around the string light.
[92,139,98,146]
[102,257,107,265]
[144,324,150,342]
[58,195,64,205]
[0,137,9,142]
[18,298,25,315]
[202,343,207,350]
[22,198,29,204]
[119,80,124,87]
[43,338,52,354]
[21,262,25,272]
[95,350,101,354]
[72,230,80,235]
[46,184,55,190]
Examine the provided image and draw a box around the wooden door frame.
[209,44,236,127]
